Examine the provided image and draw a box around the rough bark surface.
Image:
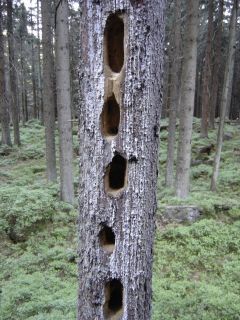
[55,0,74,204]
[211,0,238,191]
[175,0,199,198]
[41,0,57,181]
[78,0,164,319]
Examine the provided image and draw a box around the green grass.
[0,118,240,319]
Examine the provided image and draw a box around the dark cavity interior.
[99,225,115,253]
[104,279,123,319]
[105,14,124,73]
[109,154,127,190]
[101,94,120,137]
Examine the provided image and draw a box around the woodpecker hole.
[101,94,120,139]
[105,154,127,197]
[99,225,115,253]
[104,279,123,319]
[105,14,124,73]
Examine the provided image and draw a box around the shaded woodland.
[0,0,240,319]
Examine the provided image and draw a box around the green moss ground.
[0,119,240,319]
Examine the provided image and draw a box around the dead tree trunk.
[211,0,238,191]
[78,1,164,319]
[175,0,199,198]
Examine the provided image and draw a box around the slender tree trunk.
[211,0,238,191]
[7,0,20,145]
[30,11,37,119]
[37,0,43,123]
[78,1,164,319]
[175,0,199,198]
[209,0,223,129]
[20,38,27,124]
[201,0,213,137]
[0,1,12,146]
[195,62,202,118]
[55,0,74,204]
[162,53,170,119]
[165,0,181,187]
[225,65,234,119]
[41,0,57,181]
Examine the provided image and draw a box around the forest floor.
[0,119,240,319]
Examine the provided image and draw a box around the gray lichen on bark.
[78,1,164,319]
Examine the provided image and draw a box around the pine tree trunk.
[201,0,213,137]
[30,11,37,119]
[0,1,12,146]
[78,1,164,319]
[41,0,57,181]
[165,0,181,187]
[37,0,43,123]
[55,0,74,204]
[209,0,223,129]
[211,0,238,191]
[225,65,234,119]
[7,0,20,146]
[175,0,199,198]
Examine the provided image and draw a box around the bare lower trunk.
[175,0,199,198]
[55,0,74,204]
[211,0,238,191]
[201,0,213,137]
[30,11,37,119]
[0,1,12,146]
[41,0,57,181]
[7,0,20,145]
[165,0,181,187]
[78,1,164,319]
[37,0,43,123]
[209,0,223,129]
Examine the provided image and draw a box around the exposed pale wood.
[78,1,164,319]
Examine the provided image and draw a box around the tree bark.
[41,0,57,181]
[78,1,164,319]
[7,0,20,145]
[211,0,238,191]
[0,0,12,146]
[165,0,181,187]
[37,0,43,123]
[30,10,37,119]
[55,0,74,204]
[175,0,199,198]
[201,0,214,137]
[209,0,223,129]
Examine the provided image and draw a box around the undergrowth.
[0,118,239,319]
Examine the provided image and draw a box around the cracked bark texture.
[78,0,164,319]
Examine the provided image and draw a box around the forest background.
[0,0,240,319]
